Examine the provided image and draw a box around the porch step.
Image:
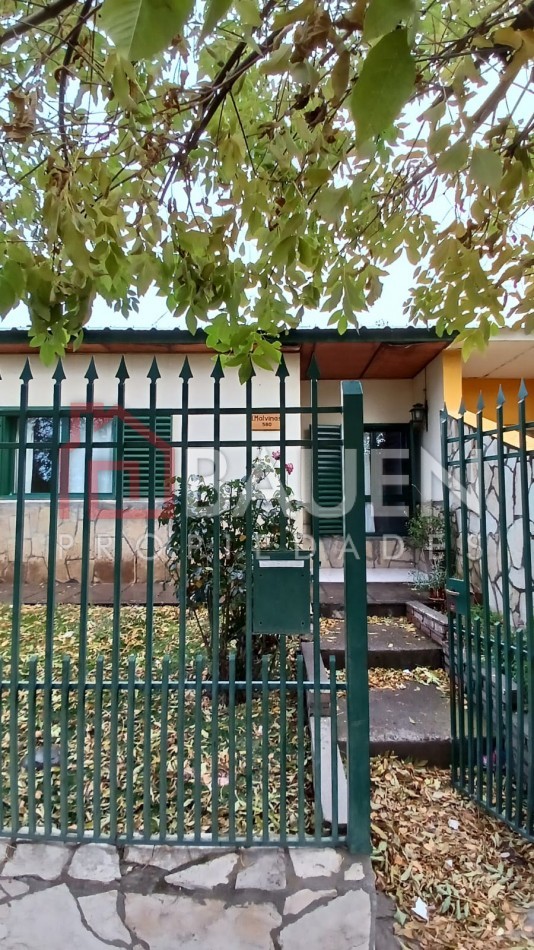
[320,620,444,671]
[338,682,451,766]
[320,581,429,619]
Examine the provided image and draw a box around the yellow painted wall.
[442,349,463,413]
[462,378,534,425]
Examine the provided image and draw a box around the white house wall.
[303,379,416,426]
[0,352,302,586]
[413,353,445,505]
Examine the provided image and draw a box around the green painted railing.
[0,356,370,849]
[442,385,533,842]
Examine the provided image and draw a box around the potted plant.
[410,560,447,610]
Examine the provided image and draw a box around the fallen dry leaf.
[371,754,534,949]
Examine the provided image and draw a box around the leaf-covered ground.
[371,756,534,950]
[0,605,314,840]
[1,605,532,949]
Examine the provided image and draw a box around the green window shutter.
[0,416,15,496]
[122,412,172,499]
[315,424,343,536]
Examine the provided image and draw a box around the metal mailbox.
[445,576,469,616]
[252,549,311,635]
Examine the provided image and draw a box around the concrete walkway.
[0,573,426,606]
[0,840,394,949]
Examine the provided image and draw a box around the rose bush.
[160,452,302,690]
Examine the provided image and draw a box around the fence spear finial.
[20,358,33,382]
[306,353,320,380]
[211,356,224,380]
[180,356,193,381]
[518,379,528,401]
[276,354,290,379]
[52,358,66,382]
[147,357,161,381]
[85,357,98,381]
[115,356,129,381]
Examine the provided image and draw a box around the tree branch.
[57,0,95,164]
[0,0,79,47]
[160,0,282,198]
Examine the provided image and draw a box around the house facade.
[0,326,532,594]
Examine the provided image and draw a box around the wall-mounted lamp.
[410,401,428,430]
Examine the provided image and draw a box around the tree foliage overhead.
[0,0,533,373]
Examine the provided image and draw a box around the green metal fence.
[442,386,533,841]
[0,356,370,849]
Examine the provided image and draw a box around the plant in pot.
[410,559,447,610]
[159,452,303,693]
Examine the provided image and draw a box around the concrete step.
[320,582,430,619]
[337,682,451,766]
[319,620,443,671]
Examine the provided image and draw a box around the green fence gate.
[442,386,533,841]
[0,355,370,850]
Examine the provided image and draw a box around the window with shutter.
[314,424,412,537]
[122,412,172,499]
[315,424,343,536]
[0,415,16,496]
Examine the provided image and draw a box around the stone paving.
[0,840,393,949]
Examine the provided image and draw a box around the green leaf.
[259,45,292,75]
[272,236,296,268]
[344,276,365,311]
[202,0,234,38]
[100,0,193,60]
[273,0,315,30]
[331,49,350,102]
[428,123,451,155]
[306,166,331,188]
[436,139,469,174]
[315,187,348,223]
[498,160,523,209]
[0,278,16,315]
[185,311,197,335]
[471,146,502,190]
[350,30,416,146]
[363,0,417,42]
[238,357,254,384]
[111,61,137,110]
[298,237,315,268]
[63,219,92,272]
[236,0,262,27]
[40,339,58,366]
[2,259,26,297]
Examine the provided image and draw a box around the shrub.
[407,507,445,550]
[159,453,303,690]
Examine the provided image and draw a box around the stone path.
[0,840,394,949]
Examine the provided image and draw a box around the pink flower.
[272,450,281,461]
[285,462,294,475]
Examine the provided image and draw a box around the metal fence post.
[342,381,370,854]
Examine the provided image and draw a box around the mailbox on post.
[253,549,311,635]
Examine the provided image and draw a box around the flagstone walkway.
[0,840,394,949]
